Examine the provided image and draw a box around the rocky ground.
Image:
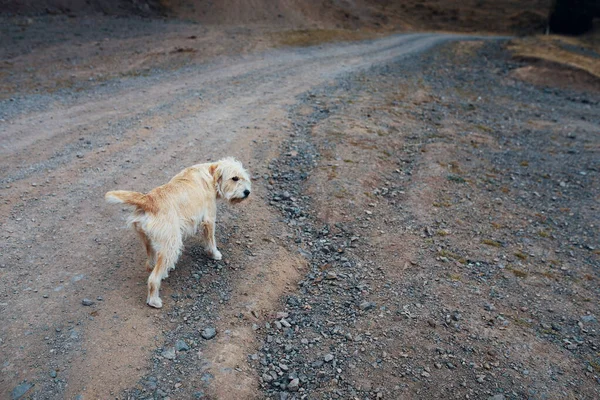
[247,41,600,399]
[1,18,598,400]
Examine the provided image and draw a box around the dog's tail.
[105,190,151,211]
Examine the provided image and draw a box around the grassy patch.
[482,239,502,247]
[448,273,462,282]
[447,174,466,183]
[514,251,528,260]
[508,267,528,278]
[438,250,467,264]
[475,124,493,133]
[507,34,600,79]
[538,229,551,238]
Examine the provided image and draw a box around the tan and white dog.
[105,157,251,308]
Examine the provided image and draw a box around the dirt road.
[1,30,599,400]
[1,33,468,399]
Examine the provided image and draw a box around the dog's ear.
[209,163,223,187]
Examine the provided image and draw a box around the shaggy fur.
[105,157,251,308]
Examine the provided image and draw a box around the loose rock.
[201,327,216,340]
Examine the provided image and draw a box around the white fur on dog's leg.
[147,296,163,309]
[210,248,222,260]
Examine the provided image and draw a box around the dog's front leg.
[201,219,222,260]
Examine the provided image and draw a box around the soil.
[1,13,599,400]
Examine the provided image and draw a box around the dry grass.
[272,29,379,48]
[507,33,600,79]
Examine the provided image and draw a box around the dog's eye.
[232,177,239,182]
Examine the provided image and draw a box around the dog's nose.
[244,189,250,197]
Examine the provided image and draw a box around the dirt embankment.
[3,0,552,34]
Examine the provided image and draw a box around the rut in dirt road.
[0,33,489,400]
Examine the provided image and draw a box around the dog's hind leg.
[146,244,180,309]
[134,222,155,272]
[201,219,222,260]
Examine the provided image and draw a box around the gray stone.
[288,378,299,391]
[359,301,375,311]
[280,319,291,328]
[12,382,33,400]
[324,354,334,362]
[49,370,57,378]
[581,315,597,323]
[162,347,176,360]
[201,327,216,340]
[81,298,94,306]
[488,395,505,400]
[175,339,189,352]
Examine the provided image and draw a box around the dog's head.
[210,157,252,203]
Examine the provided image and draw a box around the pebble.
[581,315,596,323]
[280,319,291,328]
[175,339,189,352]
[201,327,216,340]
[359,301,375,311]
[325,271,337,279]
[49,370,57,378]
[81,298,94,306]
[288,378,300,391]
[162,347,176,360]
[324,354,334,362]
[488,395,505,400]
[11,382,33,399]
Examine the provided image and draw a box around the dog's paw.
[210,249,222,261]
[147,297,163,309]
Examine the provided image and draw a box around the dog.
[105,157,251,308]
